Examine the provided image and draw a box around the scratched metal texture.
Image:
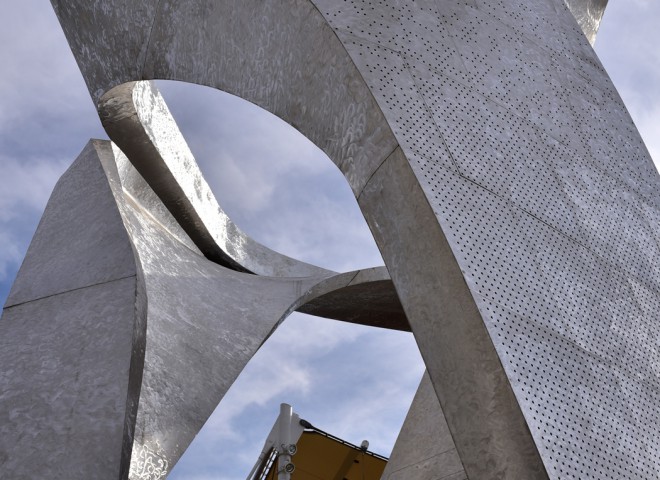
[44,0,660,479]
[0,136,406,479]
[564,0,608,44]
[106,139,408,479]
[321,1,659,479]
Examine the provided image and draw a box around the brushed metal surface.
[563,0,609,44]
[0,139,406,478]
[23,0,660,478]
[99,81,331,277]
[381,371,466,480]
[0,142,142,480]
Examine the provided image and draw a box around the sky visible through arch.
[0,2,658,479]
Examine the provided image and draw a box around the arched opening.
[149,81,424,479]
[155,80,384,273]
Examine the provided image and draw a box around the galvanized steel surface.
[564,0,609,44]
[99,81,332,277]
[0,139,406,479]
[9,0,660,479]
[381,372,466,480]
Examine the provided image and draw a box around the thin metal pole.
[278,403,293,480]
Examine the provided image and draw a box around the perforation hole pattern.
[314,0,660,478]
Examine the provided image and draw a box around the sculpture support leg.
[0,142,144,479]
[0,137,409,479]
[359,148,547,479]
[381,371,465,480]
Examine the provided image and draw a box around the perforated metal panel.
[315,0,660,478]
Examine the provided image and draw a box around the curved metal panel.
[38,0,660,479]
[102,143,408,476]
[294,267,409,331]
[0,142,145,480]
[51,0,398,195]
[0,138,409,479]
[99,80,332,277]
[563,0,609,44]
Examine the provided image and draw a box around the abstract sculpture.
[4,1,659,479]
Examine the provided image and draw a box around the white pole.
[278,403,294,480]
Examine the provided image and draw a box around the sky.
[0,1,658,479]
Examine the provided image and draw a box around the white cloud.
[0,2,96,131]
[303,330,424,454]
[0,232,21,283]
[0,2,105,285]
[188,314,368,443]
[0,155,70,281]
[596,2,660,167]
[0,155,69,221]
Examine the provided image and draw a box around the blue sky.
[0,1,659,479]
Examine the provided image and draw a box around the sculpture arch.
[151,80,372,269]
[7,2,660,480]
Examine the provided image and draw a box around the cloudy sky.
[0,1,658,479]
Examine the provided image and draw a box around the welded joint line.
[402,55,461,173]
[344,269,362,287]
[356,144,400,202]
[139,0,163,78]
[383,448,464,479]
[3,274,137,311]
[121,187,210,261]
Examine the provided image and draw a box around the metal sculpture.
[0,84,407,479]
[5,1,660,479]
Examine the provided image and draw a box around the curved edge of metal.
[98,80,334,278]
[563,0,609,45]
[294,266,410,332]
[100,140,318,478]
[47,1,552,477]
[50,0,399,197]
[0,140,149,480]
[92,140,151,480]
[100,137,408,477]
